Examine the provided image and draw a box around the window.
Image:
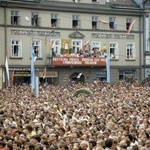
[72,15,80,29]
[32,40,42,58]
[146,56,150,65]
[109,42,119,59]
[72,40,82,53]
[92,0,99,2]
[31,12,40,26]
[11,39,22,58]
[51,14,60,27]
[126,18,132,30]
[11,10,20,25]
[124,72,134,82]
[109,17,118,29]
[92,41,101,51]
[92,41,101,57]
[92,16,99,30]
[126,43,135,60]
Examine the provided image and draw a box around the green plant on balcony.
[69,48,74,54]
[60,47,66,54]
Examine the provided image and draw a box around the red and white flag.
[83,41,89,51]
[127,20,135,33]
[5,52,10,87]
[99,20,109,24]
[43,67,46,79]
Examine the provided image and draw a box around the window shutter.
[17,16,21,26]
[97,21,100,29]
[15,11,18,16]
[72,15,74,20]
[51,14,57,19]
[57,18,60,27]
[11,45,13,57]
[18,45,22,57]
[37,18,41,26]
[11,16,14,25]
[109,17,115,22]
[92,16,95,21]
[115,47,119,59]
[132,48,136,59]
[78,20,81,28]
[73,15,79,20]
[11,11,14,16]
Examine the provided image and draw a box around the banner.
[53,57,106,66]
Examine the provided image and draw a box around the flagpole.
[25,16,35,93]
[5,52,10,87]
[106,54,110,83]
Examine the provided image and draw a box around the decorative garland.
[73,88,94,98]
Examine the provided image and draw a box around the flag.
[99,20,109,24]
[83,41,89,51]
[106,54,110,83]
[5,53,10,87]
[127,20,135,33]
[43,67,46,79]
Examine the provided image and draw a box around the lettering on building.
[53,57,106,66]
[92,33,134,39]
[11,30,60,37]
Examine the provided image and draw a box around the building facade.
[0,0,143,87]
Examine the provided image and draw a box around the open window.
[51,13,60,27]
[92,16,99,30]
[32,40,42,58]
[126,18,133,30]
[11,39,22,58]
[126,43,135,60]
[72,15,80,29]
[11,10,20,25]
[109,42,119,59]
[31,12,40,26]
[109,17,115,29]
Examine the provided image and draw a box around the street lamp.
[25,16,35,93]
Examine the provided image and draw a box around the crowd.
[53,48,111,59]
[0,81,150,150]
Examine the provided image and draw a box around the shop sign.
[14,71,30,76]
[96,72,106,77]
[39,71,58,78]
[53,57,106,66]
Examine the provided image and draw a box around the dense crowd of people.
[0,81,150,150]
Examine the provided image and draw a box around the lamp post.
[25,16,35,92]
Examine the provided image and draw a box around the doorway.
[70,72,85,84]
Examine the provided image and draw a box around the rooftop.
[110,0,140,8]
